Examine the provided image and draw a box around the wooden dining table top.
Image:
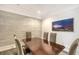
[23,37,65,55]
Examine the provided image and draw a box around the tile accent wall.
[0,11,42,47]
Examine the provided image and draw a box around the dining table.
[23,37,65,55]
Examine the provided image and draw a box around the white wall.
[42,6,79,52]
[0,11,42,47]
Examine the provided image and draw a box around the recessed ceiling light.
[37,10,41,14]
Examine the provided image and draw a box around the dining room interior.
[0,4,79,55]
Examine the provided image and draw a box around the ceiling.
[0,4,79,19]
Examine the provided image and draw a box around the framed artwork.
[52,18,74,31]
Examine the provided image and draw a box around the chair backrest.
[15,39,24,55]
[69,39,79,55]
[43,32,48,40]
[43,32,49,44]
[26,32,32,42]
[50,33,56,43]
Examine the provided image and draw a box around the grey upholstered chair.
[43,32,48,40]
[50,33,56,43]
[69,39,79,55]
[43,32,49,44]
[26,32,32,42]
[15,39,24,55]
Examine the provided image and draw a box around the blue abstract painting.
[52,18,74,31]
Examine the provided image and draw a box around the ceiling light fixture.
[37,10,41,14]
